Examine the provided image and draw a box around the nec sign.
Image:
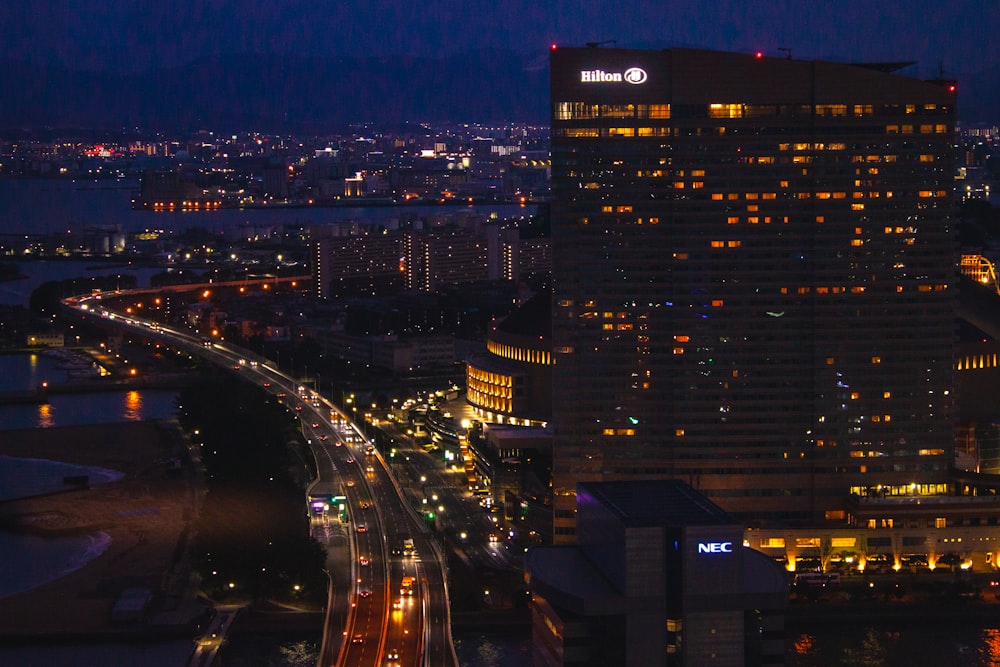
[697,541,733,554]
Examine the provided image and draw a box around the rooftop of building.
[578,479,736,528]
[493,290,550,340]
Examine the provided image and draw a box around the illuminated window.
[600,104,636,118]
[709,103,743,118]
[831,537,856,548]
[673,347,685,354]
[675,429,685,436]
[935,518,946,528]
[850,392,859,400]
[726,240,741,248]
[872,357,881,364]
[760,537,785,548]
[711,299,724,307]
[674,335,689,342]
[851,204,865,211]
[727,216,739,224]
[711,240,725,248]
[648,104,671,119]
[712,193,724,201]
[815,104,847,116]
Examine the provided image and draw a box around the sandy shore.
[0,420,202,639]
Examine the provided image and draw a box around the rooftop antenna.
[777,47,792,59]
[586,40,617,48]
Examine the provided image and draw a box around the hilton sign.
[580,67,648,84]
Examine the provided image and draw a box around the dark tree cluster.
[178,379,326,606]
[30,274,138,315]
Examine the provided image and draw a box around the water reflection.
[793,633,815,656]
[37,403,54,429]
[981,627,1000,664]
[1,390,178,430]
[123,390,142,421]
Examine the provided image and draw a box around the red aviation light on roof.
[755,51,763,59]
[551,43,558,50]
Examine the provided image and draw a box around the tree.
[841,628,887,667]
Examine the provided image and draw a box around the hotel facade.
[550,47,959,542]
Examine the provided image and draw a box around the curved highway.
[63,289,459,667]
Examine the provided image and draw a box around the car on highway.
[346,457,355,464]
[351,634,365,644]
[392,598,403,610]
[346,480,355,487]
[358,589,372,598]
[319,435,328,441]
[386,648,400,662]
[359,556,370,566]
[356,524,368,532]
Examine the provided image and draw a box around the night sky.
[4,0,998,80]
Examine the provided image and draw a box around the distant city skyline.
[3,0,998,82]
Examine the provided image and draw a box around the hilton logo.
[697,541,733,554]
[580,67,648,84]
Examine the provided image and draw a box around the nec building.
[549,47,957,541]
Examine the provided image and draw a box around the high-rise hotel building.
[550,47,957,541]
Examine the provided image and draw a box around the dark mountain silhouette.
[0,50,549,133]
[0,50,994,132]
[958,64,1000,126]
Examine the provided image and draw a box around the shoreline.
[0,420,203,639]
